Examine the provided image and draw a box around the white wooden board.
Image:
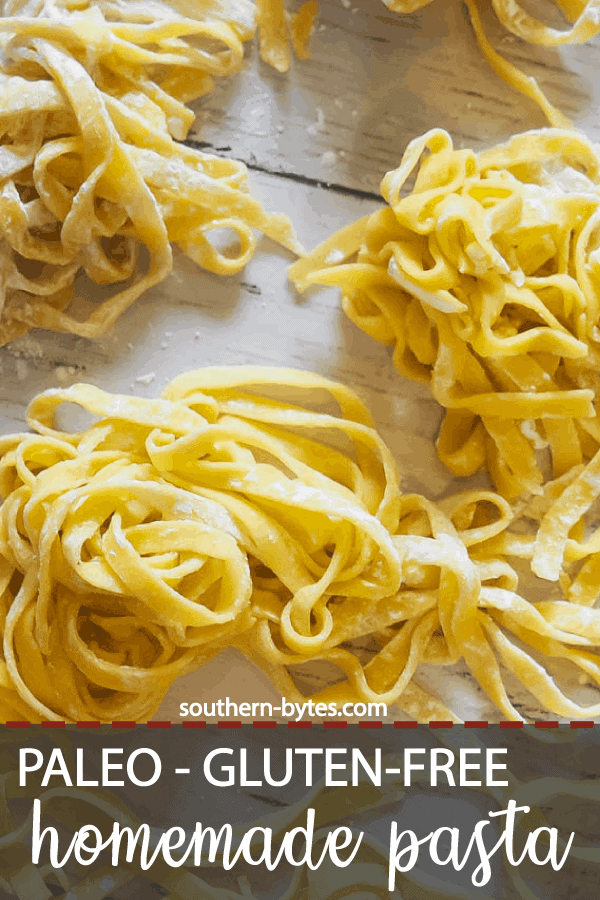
[193,0,600,193]
[3,0,600,721]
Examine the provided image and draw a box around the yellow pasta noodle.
[0,366,406,721]
[290,0,319,61]
[3,366,600,722]
[290,127,600,504]
[0,0,302,346]
[256,0,318,72]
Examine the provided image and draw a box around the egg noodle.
[0,0,303,347]
[3,365,600,723]
[289,127,600,501]
[256,0,318,72]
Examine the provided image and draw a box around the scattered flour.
[135,372,156,385]
[15,359,28,381]
[56,366,77,384]
[6,335,43,360]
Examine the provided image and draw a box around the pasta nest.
[3,367,600,723]
[291,128,600,502]
[0,0,301,346]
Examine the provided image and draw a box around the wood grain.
[191,0,600,195]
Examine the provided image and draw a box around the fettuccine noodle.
[290,128,600,504]
[3,366,600,722]
[0,366,404,721]
[0,0,302,346]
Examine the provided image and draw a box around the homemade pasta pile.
[0,0,301,347]
[0,366,404,721]
[3,365,600,722]
[290,127,600,504]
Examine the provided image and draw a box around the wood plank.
[191,0,600,194]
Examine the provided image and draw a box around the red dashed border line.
[1,720,596,728]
